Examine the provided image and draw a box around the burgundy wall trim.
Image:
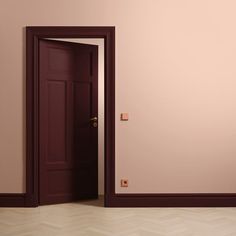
[107,194,236,207]
[0,194,26,207]
[4,193,236,208]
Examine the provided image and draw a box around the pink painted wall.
[1,0,236,193]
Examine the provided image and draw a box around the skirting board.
[2,193,236,207]
[106,194,236,207]
[0,194,25,207]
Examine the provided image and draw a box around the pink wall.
[1,0,236,193]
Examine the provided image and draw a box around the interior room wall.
[1,0,236,194]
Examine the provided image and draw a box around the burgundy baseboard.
[2,193,236,207]
[0,193,25,207]
[106,193,236,207]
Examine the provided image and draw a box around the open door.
[39,39,98,205]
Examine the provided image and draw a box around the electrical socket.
[121,179,129,187]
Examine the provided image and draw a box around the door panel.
[74,82,98,197]
[75,47,93,80]
[47,81,67,162]
[44,46,75,80]
[48,170,75,194]
[39,39,98,205]
[74,83,92,161]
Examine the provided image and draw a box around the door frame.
[26,26,115,207]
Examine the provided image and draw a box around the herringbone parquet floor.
[1,197,236,236]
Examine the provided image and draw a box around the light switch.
[121,113,129,121]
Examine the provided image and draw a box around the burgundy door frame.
[26,26,115,207]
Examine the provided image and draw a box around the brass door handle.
[90,117,98,122]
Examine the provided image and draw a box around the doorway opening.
[26,27,115,207]
[38,38,104,205]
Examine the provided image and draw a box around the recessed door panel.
[47,81,67,163]
[48,48,74,73]
[75,48,93,81]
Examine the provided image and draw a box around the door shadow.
[74,195,104,207]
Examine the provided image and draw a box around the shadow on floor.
[75,195,104,207]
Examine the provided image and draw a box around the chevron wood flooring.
[1,197,236,236]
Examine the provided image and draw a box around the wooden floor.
[1,197,236,236]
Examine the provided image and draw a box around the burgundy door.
[39,39,98,205]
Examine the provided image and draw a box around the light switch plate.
[121,113,129,121]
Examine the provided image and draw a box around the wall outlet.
[121,179,129,187]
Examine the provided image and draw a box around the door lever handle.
[90,117,98,121]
